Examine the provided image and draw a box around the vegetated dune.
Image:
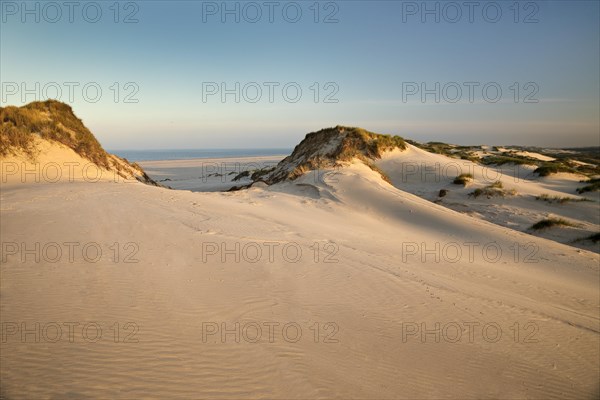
[1,112,599,398]
[0,100,156,185]
[373,145,600,252]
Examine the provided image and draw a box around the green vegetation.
[534,162,578,177]
[535,193,591,204]
[438,189,448,198]
[405,142,600,178]
[530,218,577,231]
[232,166,276,182]
[271,126,408,183]
[576,178,600,194]
[339,126,407,159]
[481,155,536,166]
[453,173,473,186]
[251,166,276,181]
[458,153,480,163]
[232,170,251,181]
[406,140,454,156]
[468,181,515,199]
[0,100,110,168]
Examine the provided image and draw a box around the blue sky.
[1,0,599,148]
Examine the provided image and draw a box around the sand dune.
[1,157,598,399]
[1,119,598,399]
[1,136,151,186]
[375,145,600,252]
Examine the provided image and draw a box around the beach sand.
[139,156,285,191]
[1,146,599,399]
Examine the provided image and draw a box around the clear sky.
[1,0,599,149]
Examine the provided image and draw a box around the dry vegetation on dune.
[453,173,473,186]
[535,193,591,204]
[468,181,517,199]
[577,178,600,194]
[0,100,110,168]
[0,100,158,184]
[408,139,600,178]
[575,232,600,243]
[262,126,407,184]
[530,218,578,231]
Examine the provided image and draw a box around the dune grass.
[232,167,276,182]
[530,218,577,231]
[576,178,600,194]
[535,193,591,204]
[267,126,407,183]
[534,162,578,177]
[453,173,473,186]
[481,155,536,166]
[573,232,600,243]
[1,100,110,168]
[468,181,514,199]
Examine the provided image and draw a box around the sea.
[109,148,292,162]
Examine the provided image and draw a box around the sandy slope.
[1,157,599,399]
[376,145,600,252]
[1,137,144,185]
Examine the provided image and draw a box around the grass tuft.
[534,162,578,177]
[468,181,514,199]
[576,178,600,194]
[453,173,473,186]
[535,193,591,204]
[530,218,577,231]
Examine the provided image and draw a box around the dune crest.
[260,125,407,184]
[0,100,156,185]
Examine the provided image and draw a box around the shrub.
[438,189,448,197]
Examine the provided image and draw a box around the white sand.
[511,151,556,162]
[376,145,600,252]
[1,144,599,399]
[1,137,143,185]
